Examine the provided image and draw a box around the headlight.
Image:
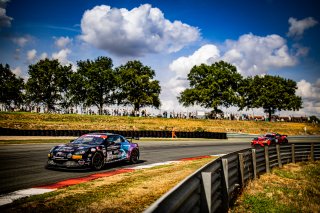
[90,148,96,152]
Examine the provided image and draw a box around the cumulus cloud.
[296,79,320,115]
[292,43,309,57]
[40,52,48,60]
[163,33,300,112]
[0,0,12,28]
[52,48,72,65]
[54,36,72,49]
[12,36,30,47]
[222,33,296,75]
[159,45,220,111]
[287,17,318,39]
[27,49,37,62]
[165,44,220,100]
[80,4,200,56]
[169,33,296,77]
[12,66,22,77]
[170,44,220,77]
[296,79,320,101]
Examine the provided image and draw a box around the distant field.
[0,112,319,135]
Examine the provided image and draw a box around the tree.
[178,61,243,112]
[116,60,161,113]
[73,56,116,115]
[0,64,25,110]
[239,75,302,121]
[26,59,73,112]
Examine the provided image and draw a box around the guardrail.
[0,128,227,139]
[145,143,320,213]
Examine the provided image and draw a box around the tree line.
[0,57,161,115]
[0,59,302,121]
[178,61,302,121]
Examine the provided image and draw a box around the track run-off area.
[0,135,319,204]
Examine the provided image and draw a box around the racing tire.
[91,152,104,170]
[130,149,139,164]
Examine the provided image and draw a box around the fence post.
[201,172,212,213]
[265,146,270,173]
[221,158,229,212]
[292,144,295,164]
[252,149,257,179]
[238,153,245,187]
[311,143,314,161]
[276,144,282,168]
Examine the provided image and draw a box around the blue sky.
[0,0,319,116]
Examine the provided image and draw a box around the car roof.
[85,132,118,136]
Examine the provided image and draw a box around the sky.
[0,0,319,116]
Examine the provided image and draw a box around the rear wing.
[126,136,140,143]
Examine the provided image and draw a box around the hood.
[254,136,267,141]
[52,143,94,153]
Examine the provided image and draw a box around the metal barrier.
[145,143,320,213]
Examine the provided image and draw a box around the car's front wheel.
[91,152,104,170]
[130,149,139,164]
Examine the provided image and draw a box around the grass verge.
[1,157,216,213]
[1,112,320,135]
[230,161,320,212]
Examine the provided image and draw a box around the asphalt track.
[0,136,319,195]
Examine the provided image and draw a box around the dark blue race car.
[46,133,140,170]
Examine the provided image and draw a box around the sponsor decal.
[78,160,85,165]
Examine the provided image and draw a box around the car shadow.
[45,159,147,173]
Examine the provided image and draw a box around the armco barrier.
[145,143,320,213]
[0,128,227,139]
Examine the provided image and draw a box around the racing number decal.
[107,151,113,161]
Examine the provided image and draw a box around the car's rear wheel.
[130,149,139,164]
[91,152,104,170]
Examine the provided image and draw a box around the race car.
[46,133,139,170]
[251,132,288,147]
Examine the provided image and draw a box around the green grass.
[231,161,320,212]
[1,111,319,135]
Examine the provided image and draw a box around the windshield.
[264,134,274,138]
[72,135,105,145]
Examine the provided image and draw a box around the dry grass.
[1,112,319,135]
[2,157,215,213]
[231,161,320,213]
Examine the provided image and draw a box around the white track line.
[132,161,180,169]
[0,188,55,206]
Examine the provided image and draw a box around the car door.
[105,135,121,162]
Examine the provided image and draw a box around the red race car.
[251,133,288,147]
